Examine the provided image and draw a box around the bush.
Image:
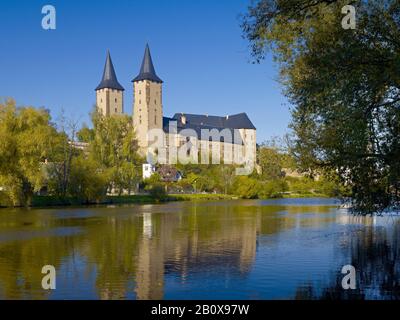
[258,179,288,199]
[146,184,166,200]
[232,176,261,199]
[66,156,109,203]
[144,173,167,200]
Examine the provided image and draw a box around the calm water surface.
[0,198,399,300]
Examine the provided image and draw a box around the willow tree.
[0,99,63,206]
[242,0,400,214]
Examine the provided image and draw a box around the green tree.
[242,0,400,214]
[232,176,261,199]
[67,155,109,203]
[257,145,284,180]
[258,179,288,199]
[205,165,236,194]
[176,164,235,193]
[90,110,142,195]
[76,124,94,142]
[0,100,63,206]
[144,173,166,200]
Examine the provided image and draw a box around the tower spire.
[96,50,124,91]
[132,44,163,83]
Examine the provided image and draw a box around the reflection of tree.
[0,235,79,299]
[295,220,400,300]
[0,202,343,300]
[80,214,142,299]
[258,204,335,236]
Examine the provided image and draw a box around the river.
[0,198,399,300]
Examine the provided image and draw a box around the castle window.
[154,99,157,104]
[100,99,103,103]
[139,100,141,104]
[155,116,157,125]
[115,98,117,103]
[139,90,141,94]
[115,108,117,113]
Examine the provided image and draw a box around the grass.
[30,194,167,207]
[4,192,329,209]
[105,194,163,204]
[31,196,83,207]
[168,194,237,201]
[28,193,236,208]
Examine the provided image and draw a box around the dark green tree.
[242,0,400,214]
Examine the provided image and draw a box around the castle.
[95,45,256,172]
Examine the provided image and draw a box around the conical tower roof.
[96,51,124,91]
[132,44,163,83]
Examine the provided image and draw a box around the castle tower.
[132,44,163,151]
[95,51,124,116]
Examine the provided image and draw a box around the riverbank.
[25,193,237,208]
[282,192,331,199]
[0,192,332,209]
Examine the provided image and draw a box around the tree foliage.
[176,164,236,194]
[143,173,167,200]
[76,124,94,142]
[258,143,285,180]
[232,176,261,199]
[0,99,63,206]
[67,154,109,203]
[242,0,400,213]
[0,101,143,206]
[88,110,142,195]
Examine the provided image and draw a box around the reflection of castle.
[134,205,260,299]
[130,203,340,299]
[0,202,341,300]
[95,45,257,164]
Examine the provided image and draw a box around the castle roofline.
[132,44,163,83]
[162,117,244,145]
[95,50,125,91]
[172,112,256,130]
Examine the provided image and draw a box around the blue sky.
[0,0,291,142]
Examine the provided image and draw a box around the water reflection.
[295,215,400,300]
[0,199,398,300]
